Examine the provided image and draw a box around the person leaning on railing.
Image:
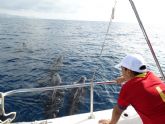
[99,54,165,124]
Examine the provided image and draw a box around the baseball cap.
[119,54,147,73]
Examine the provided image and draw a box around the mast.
[129,0,165,81]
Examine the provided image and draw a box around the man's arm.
[99,105,124,124]
[110,105,124,124]
[116,76,126,84]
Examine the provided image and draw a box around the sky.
[0,0,165,24]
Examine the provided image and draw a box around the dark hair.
[132,65,146,76]
[123,65,146,76]
[132,71,142,76]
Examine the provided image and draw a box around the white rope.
[0,93,16,123]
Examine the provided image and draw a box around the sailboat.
[0,0,164,124]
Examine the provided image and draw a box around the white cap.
[119,54,147,73]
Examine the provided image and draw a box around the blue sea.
[0,15,165,122]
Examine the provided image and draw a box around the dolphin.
[69,76,86,115]
[50,55,63,72]
[38,56,87,118]
[38,55,65,118]
[60,76,86,116]
[37,55,64,86]
[50,72,62,86]
[49,55,63,85]
[43,73,64,118]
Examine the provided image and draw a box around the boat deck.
[15,106,142,124]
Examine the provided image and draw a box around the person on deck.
[99,54,165,124]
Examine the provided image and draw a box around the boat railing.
[0,80,116,123]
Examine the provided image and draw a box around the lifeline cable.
[3,81,116,97]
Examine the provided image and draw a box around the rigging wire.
[99,0,117,57]
[90,0,117,83]
[88,1,117,118]
[129,0,165,81]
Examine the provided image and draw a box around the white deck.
[15,106,142,124]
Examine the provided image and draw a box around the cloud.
[0,0,114,21]
[0,0,87,13]
[0,0,164,23]
[0,0,39,10]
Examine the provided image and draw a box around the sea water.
[0,15,165,122]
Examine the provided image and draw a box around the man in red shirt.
[99,54,165,124]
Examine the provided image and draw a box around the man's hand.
[98,105,123,124]
[98,119,111,124]
[116,76,126,84]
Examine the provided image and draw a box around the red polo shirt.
[118,71,165,124]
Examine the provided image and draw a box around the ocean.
[0,15,165,122]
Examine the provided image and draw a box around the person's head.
[119,54,147,80]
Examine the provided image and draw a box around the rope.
[0,93,16,123]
